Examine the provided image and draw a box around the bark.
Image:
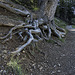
[39,0,58,20]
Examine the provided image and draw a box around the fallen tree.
[0,0,66,54]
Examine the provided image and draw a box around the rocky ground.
[0,6,75,75]
[0,27,75,75]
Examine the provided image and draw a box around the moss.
[33,7,39,11]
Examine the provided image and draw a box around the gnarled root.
[0,1,30,16]
[0,20,65,53]
[0,19,66,54]
[50,21,66,39]
[0,1,66,54]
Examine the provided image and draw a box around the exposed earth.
[0,5,75,75]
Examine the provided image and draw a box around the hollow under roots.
[0,1,66,54]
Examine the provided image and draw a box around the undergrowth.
[7,56,25,75]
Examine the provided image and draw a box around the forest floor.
[0,6,75,75]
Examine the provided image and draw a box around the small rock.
[39,66,43,71]
[32,63,36,66]
[4,55,8,59]
[32,63,36,69]
[31,73,33,75]
[57,70,61,72]
[38,65,40,68]
[54,65,57,67]
[46,61,48,63]
[58,63,61,67]
[74,67,75,69]
[51,71,56,74]
[3,70,6,73]
[17,53,20,56]
[0,70,3,73]
[22,50,25,53]
[56,58,58,59]
[2,56,4,58]
[61,54,65,57]
[45,65,47,68]
[30,69,33,71]
[3,50,7,53]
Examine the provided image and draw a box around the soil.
[0,6,75,75]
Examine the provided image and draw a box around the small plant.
[59,38,65,43]
[72,25,75,28]
[7,57,24,75]
[47,39,54,43]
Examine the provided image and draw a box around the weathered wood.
[0,0,30,16]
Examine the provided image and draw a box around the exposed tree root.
[49,21,66,39]
[0,1,66,54]
[0,1,30,16]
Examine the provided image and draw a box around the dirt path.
[25,31,75,75]
[37,31,75,75]
[0,30,75,75]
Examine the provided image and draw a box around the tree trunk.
[39,0,66,39]
[40,0,58,21]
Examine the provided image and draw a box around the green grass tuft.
[7,57,24,75]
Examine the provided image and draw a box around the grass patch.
[33,7,39,11]
[59,38,65,43]
[72,25,75,28]
[7,57,25,75]
[54,18,67,29]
